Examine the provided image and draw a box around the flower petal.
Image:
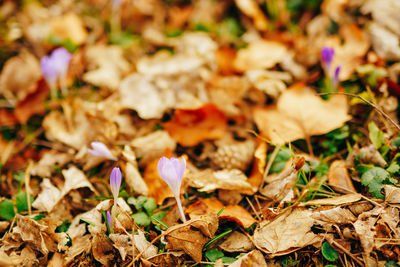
[88,141,117,160]
[110,167,122,200]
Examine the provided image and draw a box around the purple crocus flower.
[333,65,341,88]
[321,47,335,73]
[88,141,117,161]
[40,47,72,96]
[106,210,113,232]
[110,167,122,203]
[157,156,187,222]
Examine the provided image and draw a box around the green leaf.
[222,257,237,263]
[386,260,400,267]
[143,198,157,214]
[361,167,389,199]
[13,172,25,183]
[132,211,151,226]
[0,200,15,220]
[33,214,45,221]
[16,191,34,213]
[56,220,71,233]
[270,147,292,173]
[321,241,339,262]
[368,121,384,149]
[387,162,400,174]
[205,250,224,262]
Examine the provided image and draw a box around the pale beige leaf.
[219,231,255,252]
[134,230,158,259]
[51,12,88,45]
[32,179,62,213]
[254,208,322,255]
[384,185,400,204]
[124,162,148,195]
[312,207,357,224]
[300,193,362,206]
[234,0,268,31]
[30,151,73,177]
[186,169,257,194]
[83,45,130,90]
[327,160,356,193]
[254,87,351,145]
[234,40,287,72]
[228,250,268,267]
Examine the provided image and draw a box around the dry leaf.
[353,206,383,255]
[327,160,356,193]
[234,0,268,31]
[51,12,88,45]
[234,40,287,72]
[186,169,257,195]
[109,234,134,261]
[83,45,130,90]
[163,104,228,147]
[246,70,291,98]
[32,166,95,212]
[384,185,400,204]
[254,85,351,145]
[247,141,267,189]
[254,208,322,256]
[219,231,255,252]
[92,233,114,266]
[64,235,91,265]
[228,250,268,267]
[31,151,73,177]
[300,193,362,206]
[312,207,357,224]
[366,22,400,60]
[0,50,41,101]
[165,223,209,262]
[186,198,256,228]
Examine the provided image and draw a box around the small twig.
[318,92,400,132]
[260,145,280,190]
[245,197,262,221]
[25,161,33,216]
[331,239,364,266]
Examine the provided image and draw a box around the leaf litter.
[1,0,400,266]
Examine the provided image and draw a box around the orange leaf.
[186,198,256,228]
[14,79,50,124]
[163,104,227,147]
[0,109,18,126]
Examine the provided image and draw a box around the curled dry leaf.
[83,45,130,90]
[219,231,255,252]
[254,85,351,145]
[327,160,356,193]
[234,0,268,31]
[353,206,383,255]
[186,168,256,195]
[186,198,256,228]
[32,166,95,212]
[109,234,133,261]
[253,208,322,256]
[92,233,114,266]
[0,50,41,101]
[163,104,228,147]
[246,70,291,98]
[50,12,88,45]
[133,230,158,259]
[234,40,287,72]
[247,141,267,189]
[30,151,73,177]
[64,235,91,265]
[228,250,268,267]
[165,223,209,262]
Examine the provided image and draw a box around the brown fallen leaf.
[165,223,209,262]
[353,206,383,255]
[384,185,400,204]
[186,169,256,195]
[299,193,362,206]
[219,231,255,252]
[234,40,287,72]
[51,12,88,45]
[247,141,267,189]
[311,207,357,224]
[92,233,114,266]
[254,84,351,145]
[327,160,357,193]
[186,198,256,228]
[0,109,18,126]
[163,104,228,147]
[234,0,268,31]
[64,235,92,265]
[0,50,42,101]
[228,250,268,267]
[253,208,322,256]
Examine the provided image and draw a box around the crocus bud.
[106,210,113,232]
[157,156,187,222]
[88,141,117,161]
[321,47,334,73]
[110,167,122,204]
[40,47,72,97]
[333,65,341,88]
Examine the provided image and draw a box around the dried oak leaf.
[163,104,228,147]
[0,50,41,101]
[253,208,322,256]
[186,169,257,195]
[254,85,351,145]
[165,223,209,262]
[83,45,130,90]
[327,160,357,193]
[186,198,256,228]
[234,40,287,72]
